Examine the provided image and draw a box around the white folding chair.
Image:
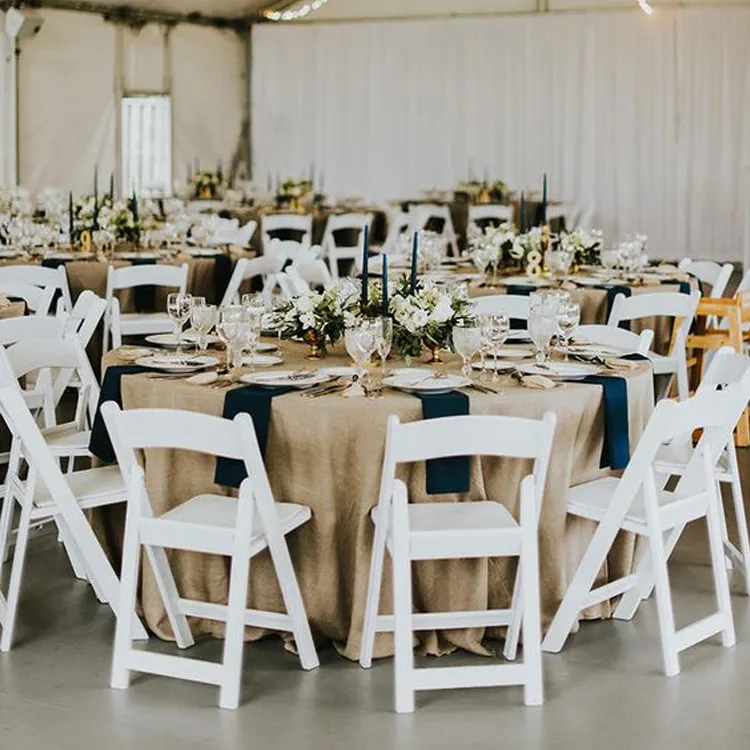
[472,294,531,324]
[265,238,320,266]
[608,290,701,400]
[103,263,188,353]
[0,386,147,651]
[575,324,654,355]
[411,204,459,258]
[678,259,734,300]
[220,256,285,308]
[467,204,514,235]
[652,348,750,595]
[260,214,312,250]
[0,314,64,346]
[0,281,56,316]
[275,271,301,301]
[0,265,72,312]
[291,258,334,290]
[542,381,750,676]
[101,403,318,710]
[321,213,373,281]
[59,290,107,350]
[359,412,557,712]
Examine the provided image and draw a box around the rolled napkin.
[89,365,153,462]
[214,384,295,488]
[580,375,630,470]
[416,391,471,495]
[520,374,556,390]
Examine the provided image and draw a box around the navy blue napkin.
[89,365,152,462]
[212,253,232,305]
[131,257,157,312]
[580,375,630,470]
[41,257,67,310]
[416,391,471,495]
[214,385,295,488]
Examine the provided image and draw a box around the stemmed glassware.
[452,322,482,377]
[166,292,192,355]
[216,305,246,372]
[557,300,581,361]
[480,314,510,381]
[528,299,559,366]
[375,317,393,377]
[345,319,378,390]
[190,300,218,354]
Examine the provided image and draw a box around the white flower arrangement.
[98,199,141,243]
[467,221,517,267]
[0,188,32,218]
[278,179,313,200]
[35,187,66,218]
[559,228,603,266]
[510,226,543,261]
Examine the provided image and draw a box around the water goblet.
[452,322,482,377]
[191,303,217,354]
[216,305,246,372]
[484,314,510,381]
[166,292,192,354]
[557,300,581,361]
[375,317,393,377]
[528,308,557,366]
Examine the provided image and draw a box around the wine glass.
[345,320,378,387]
[242,291,266,318]
[600,249,619,282]
[216,305,246,372]
[484,314,510,381]
[166,293,192,354]
[191,302,218,353]
[452,322,482,377]
[528,307,558,366]
[242,309,264,371]
[375,317,393,376]
[557,300,581,361]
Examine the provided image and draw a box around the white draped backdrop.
[252,7,750,262]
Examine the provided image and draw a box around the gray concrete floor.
[2,532,750,749]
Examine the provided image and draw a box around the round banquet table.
[96,340,654,660]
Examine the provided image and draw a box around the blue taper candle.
[68,191,74,242]
[519,192,526,233]
[361,225,370,307]
[542,173,548,225]
[382,254,389,316]
[410,230,419,293]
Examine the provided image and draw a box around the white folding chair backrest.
[220,255,285,308]
[292,258,334,290]
[284,267,312,296]
[575,324,653,355]
[236,220,257,247]
[378,413,557,523]
[0,282,56,316]
[0,313,64,346]
[0,265,72,311]
[411,204,458,257]
[382,208,410,254]
[472,294,531,323]
[60,290,107,348]
[265,238,317,266]
[468,204,514,231]
[106,263,188,297]
[679,259,733,299]
[697,347,750,393]
[322,213,373,280]
[261,214,313,249]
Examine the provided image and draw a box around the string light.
[263,0,329,21]
[638,0,654,14]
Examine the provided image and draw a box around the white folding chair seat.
[411,204,458,257]
[575,324,653,355]
[608,290,700,400]
[101,403,318,710]
[220,255,285,308]
[321,213,373,280]
[0,387,147,651]
[261,214,313,250]
[360,412,557,713]
[0,264,72,312]
[104,263,188,352]
[542,379,750,677]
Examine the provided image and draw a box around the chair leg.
[360,509,389,668]
[144,545,194,649]
[55,516,90,583]
[520,495,543,707]
[0,487,17,588]
[503,561,522,661]
[647,527,680,677]
[727,447,750,595]
[110,511,143,690]
[705,479,736,649]
[391,492,414,714]
[218,501,254,710]
[0,500,34,652]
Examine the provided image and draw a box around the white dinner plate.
[240,370,330,389]
[516,361,601,380]
[116,251,163,260]
[568,343,625,357]
[506,331,532,343]
[570,276,604,287]
[489,347,533,360]
[44,252,96,261]
[237,354,283,367]
[256,342,279,353]
[135,354,218,372]
[471,361,515,372]
[146,332,220,348]
[389,367,434,378]
[501,276,551,287]
[384,373,471,395]
[182,248,222,257]
[321,366,359,378]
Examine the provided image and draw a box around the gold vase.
[425,342,443,364]
[303,328,324,360]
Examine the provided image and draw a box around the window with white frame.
[121,95,172,197]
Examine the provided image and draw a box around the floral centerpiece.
[276,178,313,210]
[98,198,142,245]
[389,276,475,363]
[191,170,223,201]
[467,221,517,281]
[273,279,359,359]
[558,228,603,267]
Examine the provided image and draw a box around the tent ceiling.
[75,0,268,17]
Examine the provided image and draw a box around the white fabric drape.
[0,15,17,188]
[252,7,750,261]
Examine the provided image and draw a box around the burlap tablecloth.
[96,341,654,660]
